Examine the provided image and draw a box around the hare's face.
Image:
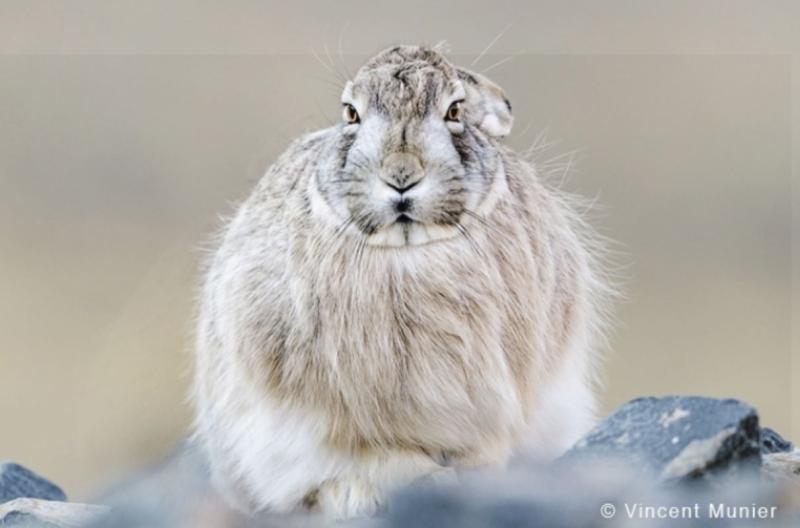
[315,46,513,247]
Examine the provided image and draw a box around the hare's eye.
[445,100,463,122]
[343,104,360,125]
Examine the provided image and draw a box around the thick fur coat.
[193,45,610,519]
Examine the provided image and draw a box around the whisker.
[315,215,352,264]
[337,22,353,80]
[313,100,336,128]
[481,54,516,74]
[323,42,348,84]
[333,216,355,239]
[354,235,368,271]
[471,24,513,67]
[310,46,337,77]
[455,223,489,261]
[309,74,345,92]
[462,209,508,240]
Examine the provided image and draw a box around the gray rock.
[560,396,762,482]
[87,444,255,528]
[760,428,793,454]
[762,449,800,483]
[0,463,66,504]
[0,498,109,527]
[383,459,797,528]
[385,460,642,528]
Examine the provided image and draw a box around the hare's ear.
[456,68,513,137]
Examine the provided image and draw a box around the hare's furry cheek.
[309,169,349,231]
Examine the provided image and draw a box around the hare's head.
[316,45,514,247]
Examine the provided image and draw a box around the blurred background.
[1,1,797,501]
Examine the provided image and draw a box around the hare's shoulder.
[257,127,337,194]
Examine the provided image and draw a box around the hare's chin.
[364,222,459,247]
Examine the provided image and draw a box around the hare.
[193,45,611,520]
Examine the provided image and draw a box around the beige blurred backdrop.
[1,1,798,500]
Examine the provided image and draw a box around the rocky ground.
[2,395,798,527]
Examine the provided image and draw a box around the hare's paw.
[316,477,384,520]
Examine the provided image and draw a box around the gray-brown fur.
[192,45,612,519]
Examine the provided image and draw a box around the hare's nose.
[379,152,424,193]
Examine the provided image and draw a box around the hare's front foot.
[315,466,459,519]
[315,477,384,520]
[311,448,453,519]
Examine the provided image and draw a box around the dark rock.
[0,463,66,504]
[760,427,793,454]
[560,396,762,482]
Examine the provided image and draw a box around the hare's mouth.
[364,219,460,247]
